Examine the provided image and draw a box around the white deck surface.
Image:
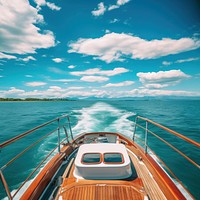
[74,143,132,179]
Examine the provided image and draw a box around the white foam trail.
[72,102,136,137]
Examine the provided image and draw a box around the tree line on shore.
[0,98,72,101]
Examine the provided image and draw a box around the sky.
[0,0,200,99]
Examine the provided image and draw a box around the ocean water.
[0,100,199,199]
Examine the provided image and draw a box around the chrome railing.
[0,115,73,200]
[133,115,200,199]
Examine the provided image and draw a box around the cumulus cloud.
[52,58,63,63]
[162,57,199,66]
[162,61,172,66]
[0,0,56,57]
[68,32,200,63]
[34,0,61,11]
[124,89,200,97]
[92,0,130,16]
[0,52,17,60]
[175,57,199,63]
[80,76,109,82]
[1,86,199,99]
[50,79,77,83]
[108,0,130,10]
[0,87,25,97]
[68,65,76,69]
[103,81,134,87]
[21,56,36,62]
[70,67,129,76]
[110,19,119,23]
[46,2,61,11]
[25,81,47,87]
[137,70,191,88]
[67,86,85,90]
[91,2,106,16]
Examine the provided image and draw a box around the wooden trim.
[127,143,187,200]
[20,145,74,200]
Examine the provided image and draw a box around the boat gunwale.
[21,132,189,200]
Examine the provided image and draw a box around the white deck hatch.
[74,143,132,179]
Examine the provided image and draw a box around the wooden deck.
[20,132,186,200]
[56,146,170,200]
[127,149,167,200]
[59,184,145,200]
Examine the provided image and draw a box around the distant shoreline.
[0,98,75,102]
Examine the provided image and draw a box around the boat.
[0,115,199,199]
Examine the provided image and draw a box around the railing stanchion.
[0,170,12,200]
[63,126,70,143]
[57,118,61,153]
[67,116,74,140]
[133,117,138,141]
[144,120,148,154]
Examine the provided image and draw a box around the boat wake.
[72,102,136,138]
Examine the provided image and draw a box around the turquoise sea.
[0,100,199,199]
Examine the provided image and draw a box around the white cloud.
[34,0,46,7]
[1,86,200,99]
[70,67,129,76]
[91,2,106,16]
[68,32,200,63]
[48,86,62,90]
[68,65,76,69]
[124,89,200,97]
[52,58,63,63]
[21,56,36,62]
[108,0,130,10]
[162,61,172,66]
[25,81,47,87]
[93,0,130,15]
[175,57,199,63]
[103,81,134,87]
[0,87,25,96]
[0,52,17,60]
[108,5,119,10]
[162,57,199,66]
[67,86,85,90]
[46,2,61,11]
[110,19,119,23]
[137,70,191,88]
[0,0,56,57]
[80,76,109,82]
[50,79,77,82]
[34,0,61,11]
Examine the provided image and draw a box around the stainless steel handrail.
[0,115,73,200]
[133,115,200,199]
[135,116,200,148]
[133,116,200,164]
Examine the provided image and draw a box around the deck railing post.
[57,118,61,153]
[63,126,70,143]
[67,116,74,141]
[144,120,148,154]
[0,170,12,200]
[133,117,138,141]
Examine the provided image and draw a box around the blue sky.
[0,0,200,98]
